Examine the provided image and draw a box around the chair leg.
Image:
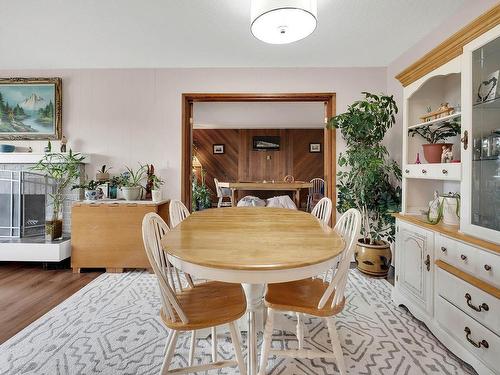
[218,197,222,208]
[229,322,247,375]
[258,308,274,375]
[161,330,179,375]
[211,326,217,362]
[326,317,346,375]
[188,330,196,366]
[296,312,304,350]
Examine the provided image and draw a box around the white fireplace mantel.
[0,152,91,164]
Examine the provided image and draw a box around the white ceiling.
[193,102,325,129]
[0,0,466,69]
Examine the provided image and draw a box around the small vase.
[109,186,118,199]
[85,189,98,200]
[151,189,162,202]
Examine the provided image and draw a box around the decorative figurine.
[145,164,154,200]
[427,190,441,224]
[415,152,421,164]
[60,135,67,153]
[441,145,453,163]
[44,140,51,153]
[27,146,32,153]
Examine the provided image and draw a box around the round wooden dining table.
[161,207,345,375]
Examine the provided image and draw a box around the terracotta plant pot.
[355,239,392,277]
[422,143,452,163]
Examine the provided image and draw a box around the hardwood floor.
[0,262,101,344]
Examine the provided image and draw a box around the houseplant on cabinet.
[150,174,164,202]
[31,150,85,240]
[408,118,461,163]
[328,92,401,277]
[72,178,100,201]
[119,165,146,201]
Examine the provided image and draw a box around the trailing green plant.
[408,118,461,144]
[192,169,211,211]
[119,165,147,188]
[150,174,164,190]
[31,150,85,221]
[72,177,100,191]
[327,92,401,244]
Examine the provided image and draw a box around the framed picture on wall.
[309,143,321,153]
[213,144,225,154]
[0,77,62,140]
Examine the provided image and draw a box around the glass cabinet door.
[470,35,500,233]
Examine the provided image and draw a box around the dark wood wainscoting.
[193,128,324,207]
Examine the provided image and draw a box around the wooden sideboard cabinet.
[71,200,169,273]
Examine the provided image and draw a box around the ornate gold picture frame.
[0,77,62,140]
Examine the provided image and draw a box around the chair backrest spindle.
[169,199,190,228]
[317,208,361,310]
[311,197,332,224]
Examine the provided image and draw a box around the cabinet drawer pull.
[421,169,427,174]
[465,293,489,312]
[484,264,492,271]
[460,254,467,261]
[424,254,430,271]
[464,327,489,348]
[405,169,409,174]
[441,246,447,253]
[442,169,448,174]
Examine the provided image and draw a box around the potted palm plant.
[119,165,146,200]
[192,169,211,211]
[31,150,85,240]
[328,92,401,277]
[408,118,460,163]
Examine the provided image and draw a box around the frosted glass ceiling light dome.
[251,0,317,44]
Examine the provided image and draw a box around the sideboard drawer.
[436,296,500,371]
[436,234,500,288]
[403,163,461,180]
[437,268,500,336]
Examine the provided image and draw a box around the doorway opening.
[181,93,336,222]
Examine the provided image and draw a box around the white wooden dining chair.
[258,208,361,375]
[214,178,233,208]
[306,178,325,212]
[169,199,190,228]
[311,197,332,225]
[142,213,247,375]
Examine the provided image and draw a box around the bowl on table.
[0,144,15,153]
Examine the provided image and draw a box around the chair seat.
[264,278,345,317]
[160,281,247,331]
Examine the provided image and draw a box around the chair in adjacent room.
[311,197,332,225]
[258,208,361,375]
[142,213,247,375]
[169,199,190,228]
[214,178,233,208]
[306,178,325,212]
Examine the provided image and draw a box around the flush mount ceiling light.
[251,0,317,44]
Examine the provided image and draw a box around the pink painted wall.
[384,1,499,161]
[0,67,387,200]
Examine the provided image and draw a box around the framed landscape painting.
[0,78,62,140]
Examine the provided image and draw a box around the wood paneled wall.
[193,128,324,206]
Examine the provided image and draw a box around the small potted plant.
[192,169,212,210]
[408,118,461,163]
[72,178,100,201]
[119,165,146,201]
[150,175,165,202]
[96,165,111,182]
[31,149,85,240]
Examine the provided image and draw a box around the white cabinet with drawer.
[436,296,499,372]
[403,163,461,180]
[436,234,500,288]
[436,268,499,336]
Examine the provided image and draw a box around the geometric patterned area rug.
[0,270,476,375]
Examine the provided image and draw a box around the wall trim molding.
[395,3,500,87]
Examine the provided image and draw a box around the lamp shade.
[251,0,317,44]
